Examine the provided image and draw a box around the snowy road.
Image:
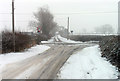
[57,45,118,79]
[1,44,89,79]
[1,35,118,79]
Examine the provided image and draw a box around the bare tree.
[95,24,114,34]
[29,7,58,37]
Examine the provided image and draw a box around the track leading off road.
[2,44,92,79]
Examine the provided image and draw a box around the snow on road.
[0,35,118,79]
[0,45,50,80]
[0,45,50,66]
[57,35,82,43]
[41,35,98,45]
[57,45,119,79]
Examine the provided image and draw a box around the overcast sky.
[0,0,119,34]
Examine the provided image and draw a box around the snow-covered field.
[57,45,119,79]
[0,45,50,80]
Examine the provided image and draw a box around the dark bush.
[1,31,52,54]
[99,36,120,71]
[2,32,34,53]
[35,34,50,44]
[69,35,104,42]
[70,35,120,72]
[15,32,32,52]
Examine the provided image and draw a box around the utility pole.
[12,0,15,52]
[67,17,69,40]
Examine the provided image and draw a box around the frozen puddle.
[57,45,118,79]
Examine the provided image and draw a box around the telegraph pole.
[67,17,69,40]
[12,0,15,52]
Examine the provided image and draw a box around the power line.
[0,11,119,15]
[0,20,31,22]
[55,11,117,14]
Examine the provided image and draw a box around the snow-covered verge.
[41,35,99,45]
[41,36,55,43]
[57,45,119,79]
[0,45,50,66]
[0,45,50,80]
[57,35,83,43]
[42,35,85,43]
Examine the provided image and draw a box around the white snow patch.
[41,39,54,43]
[41,35,83,43]
[58,45,118,79]
[0,45,50,65]
[41,35,98,45]
[57,35,82,43]
[0,45,50,76]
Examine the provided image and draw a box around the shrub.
[35,34,49,44]
[99,36,120,71]
[2,32,34,53]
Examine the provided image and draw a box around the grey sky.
[0,0,119,34]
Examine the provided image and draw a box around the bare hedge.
[1,32,51,54]
[99,36,120,72]
[2,32,35,53]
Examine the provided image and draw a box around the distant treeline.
[69,35,115,42]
